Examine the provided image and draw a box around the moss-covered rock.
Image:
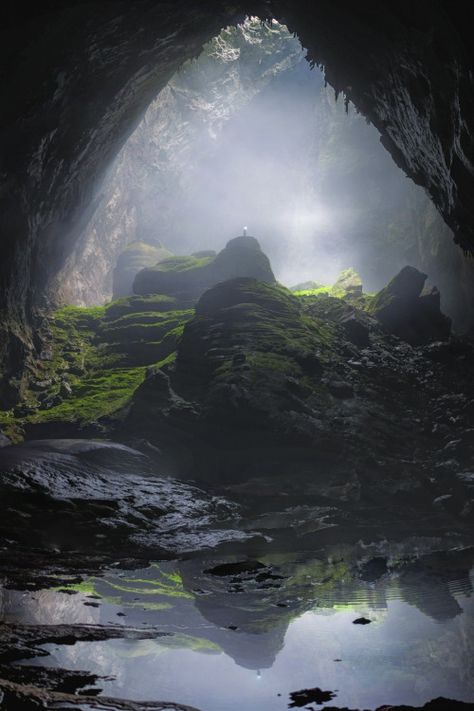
[112,241,173,299]
[333,267,363,296]
[0,293,193,438]
[133,235,275,303]
[126,277,343,478]
[105,294,179,320]
[291,268,364,300]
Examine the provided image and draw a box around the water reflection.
[4,546,474,710]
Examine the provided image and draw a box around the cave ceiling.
[1,0,474,329]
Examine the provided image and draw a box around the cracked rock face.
[2,1,474,382]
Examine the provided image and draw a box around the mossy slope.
[0,295,192,438]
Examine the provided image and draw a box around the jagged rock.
[0,432,11,448]
[112,241,173,299]
[370,266,451,345]
[133,235,275,303]
[338,313,370,348]
[333,268,363,296]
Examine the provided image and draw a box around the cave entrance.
[55,17,470,329]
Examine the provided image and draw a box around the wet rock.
[352,617,371,624]
[0,439,250,571]
[204,561,265,577]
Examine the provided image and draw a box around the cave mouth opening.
[55,15,469,331]
[2,9,474,711]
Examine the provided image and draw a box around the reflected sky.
[4,556,474,710]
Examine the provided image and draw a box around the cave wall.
[2,0,474,395]
[54,18,305,306]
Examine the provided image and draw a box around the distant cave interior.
[1,3,474,711]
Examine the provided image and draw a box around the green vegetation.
[105,294,179,319]
[151,255,215,273]
[26,367,146,425]
[0,267,374,441]
[293,285,334,297]
[0,294,193,438]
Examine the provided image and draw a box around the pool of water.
[3,552,474,710]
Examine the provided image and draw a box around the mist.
[66,17,469,324]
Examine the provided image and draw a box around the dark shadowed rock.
[289,687,337,707]
[370,266,451,345]
[0,431,11,448]
[328,380,354,399]
[339,313,370,348]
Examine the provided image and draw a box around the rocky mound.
[369,266,451,345]
[132,235,275,303]
[123,275,474,519]
[112,241,173,298]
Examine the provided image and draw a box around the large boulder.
[370,266,451,345]
[112,241,173,298]
[132,235,275,304]
[333,267,363,296]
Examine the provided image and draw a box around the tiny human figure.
[243,226,248,236]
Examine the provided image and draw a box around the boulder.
[112,241,173,298]
[333,267,363,296]
[133,235,275,304]
[0,432,11,448]
[370,266,451,345]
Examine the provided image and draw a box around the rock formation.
[112,241,173,299]
[133,235,275,304]
[370,266,452,345]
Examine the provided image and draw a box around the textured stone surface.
[370,266,452,345]
[112,242,173,299]
[2,1,474,387]
[133,235,275,302]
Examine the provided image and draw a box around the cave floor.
[0,440,473,711]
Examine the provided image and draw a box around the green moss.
[0,292,193,435]
[101,311,193,342]
[26,367,146,425]
[55,578,98,596]
[105,294,179,319]
[294,286,333,297]
[0,412,24,443]
[100,566,194,600]
[152,255,214,273]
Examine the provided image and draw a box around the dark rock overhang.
[1,0,473,342]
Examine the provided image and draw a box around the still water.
[3,554,474,710]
